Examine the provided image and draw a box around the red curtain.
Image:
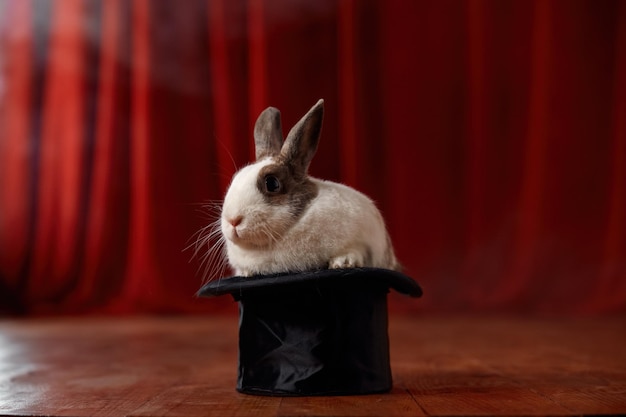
[1,0,625,315]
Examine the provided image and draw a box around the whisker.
[214,134,239,173]
[262,223,282,248]
[185,202,229,283]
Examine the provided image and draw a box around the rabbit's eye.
[264,175,281,193]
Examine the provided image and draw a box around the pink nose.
[228,216,243,227]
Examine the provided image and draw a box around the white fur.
[221,159,398,276]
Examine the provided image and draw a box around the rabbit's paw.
[329,253,363,269]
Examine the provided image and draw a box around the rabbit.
[221,99,399,277]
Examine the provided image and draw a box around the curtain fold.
[1,0,625,315]
[74,0,131,309]
[0,0,33,295]
[595,0,626,312]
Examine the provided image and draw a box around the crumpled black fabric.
[197,268,422,396]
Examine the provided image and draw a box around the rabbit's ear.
[281,99,324,175]
[254,107,283,160]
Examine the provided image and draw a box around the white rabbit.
[221,99,399,276]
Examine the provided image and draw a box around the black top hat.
[197,267,422,396]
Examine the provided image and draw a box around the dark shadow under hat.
[197,267,422,396]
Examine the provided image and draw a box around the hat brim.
[196,267,422,299]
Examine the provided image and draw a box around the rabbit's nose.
[228,216,243,227]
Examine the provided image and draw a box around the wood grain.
[0,315,624,416]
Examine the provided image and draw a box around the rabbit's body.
[220,99,399,277]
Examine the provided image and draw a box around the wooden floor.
[0,315,625,416]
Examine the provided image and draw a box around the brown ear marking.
[254,107,283,160]
[281,99,324,175]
